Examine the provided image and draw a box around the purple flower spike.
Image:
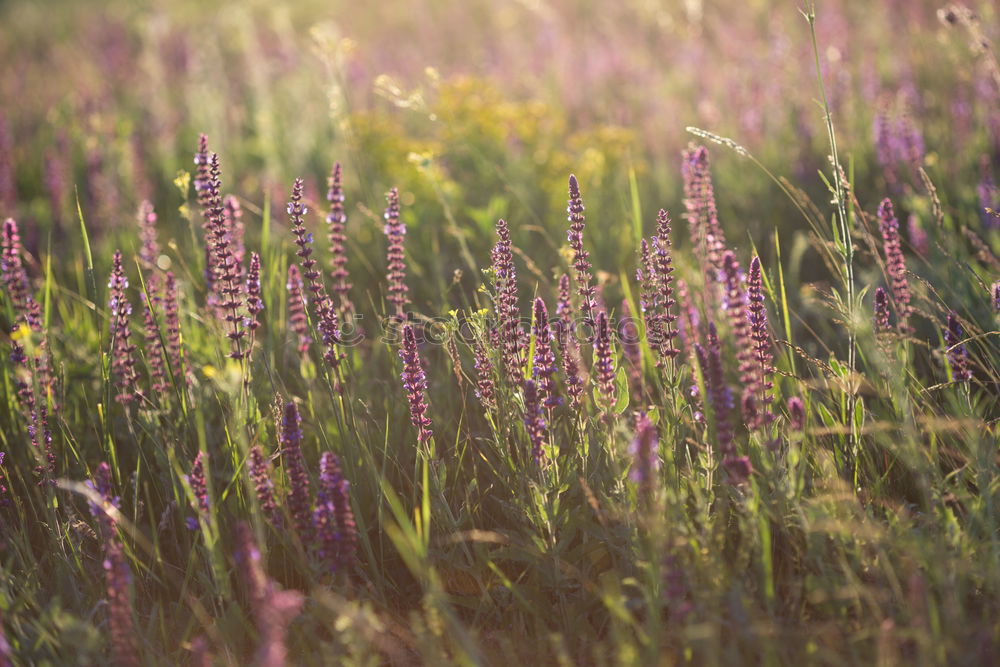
[944,311,972,382]
[650,209,679,363]
[721,251,754,391]
[234,522,304,667]
[992,281,1000,313]
[313,451,357,572]
[288,179,344,378]
[246,252,264,331]
[1,218,30,321]
[400,325,433,443]
[472,339,496,411]
[567,175,597,328]
[522,379,547,465]
[697,322,749,485]
[188,450,209,516]
[787,397,806,432]
[874,287,891,333]
[108,250,141,404]
[682,145,727,283]
[531,298,561,407]
[326,163,354,318]
[280,401,313,541]
[629,412,659,502]
[384,187,410,319]
[492,218,523,382]
[204,153,247,359]
[878,198,912,329]
[248,444,279,526]
[555,274,585,410]
[744,257,775,430]
[286,264,311,355]
[593,310,617,412]
[907,214,928,256]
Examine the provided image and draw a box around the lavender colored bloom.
[744,257,775,429]
[650,209,679,363]
[384,187,410,319]
[313,451,356,572]
[204,153,247,359]
[108,251,141,404]
[286,264,311,355]
[288,179,344,377]
[1,218,29,319]
[682,145,727,282]
[248,444,279,526]
[555,274,585,410]
[907,214,928,256]
[787,396,806,432]
[492,218,522,382]
[944,311,972,382]
[472,339,496,411]
[234,522,304,667]
[400,325,433,443]
[246,252,264,331]
[86,461,137,665]
[993,281,1000,313]
[873,101,897,187]
[280,401,313,540]
[697,322,750,484]
[878,198,912,328]
[531,298,560,407]
[326,163,354,317]
[676,278,700,353]
[628,412,659,502]
[567,175,597,327]
[137,200,159,272]
[522,379,547,465]
[188,451,209,516]
[593,310,617,412]
[104,538,138,667]
[874,286,891,333]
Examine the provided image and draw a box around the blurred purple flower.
[313,451,356,572]
[628,412,659,501]
[280,401,313,541]
[874,286,891,333]
[522,379,547,465]
[286,264,311,355]
[944,311,972,382]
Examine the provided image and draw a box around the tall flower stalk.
[878,198,912,330]
[326,163,354,319]
[696,322,750,484]
[384,187,410,320]
[593,310,617,413]
[531,298,560,407]
[313,451,357,573]
[492,218,522,383]
[744,257,776,430]
[108,250,141,404]
[400,324,433,443]
[567,175,597,328]
[280,401,312,541]
[204,153,246,360]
